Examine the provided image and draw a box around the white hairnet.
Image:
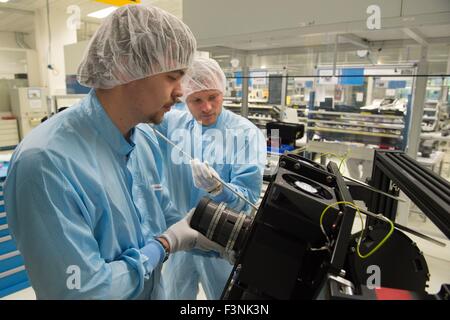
[182,57,226,99]
[77,5,197,89]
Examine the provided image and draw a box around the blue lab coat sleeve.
[5,151,157,299]
[212,127,267,212]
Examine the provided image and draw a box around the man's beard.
[147,112,164,125]
[146,98,180,124]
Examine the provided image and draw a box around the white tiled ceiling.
[0,0,100,33]
[3,0,87,10]
[353,25,450,43]
[209,23,450,52]
[0,0,448,53]
[0,0,182,33]
[142,0,182,19]
[353,29,411,42]
[419,24,450,38]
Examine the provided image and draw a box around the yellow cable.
[356,214,394,259]
[319,201,394,259]
[318,152,348,174]
[340,151,351,171]
[319,152,340,158]
[338,153,348,171]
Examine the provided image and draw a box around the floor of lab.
[2,153,450,300]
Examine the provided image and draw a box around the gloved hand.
[190,159,223,196]
[160,210,234,264]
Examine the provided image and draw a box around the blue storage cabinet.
[0,163,31,298]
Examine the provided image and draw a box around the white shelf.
[307,119,404,129]
[248,116,273,121]
[250,105,273,109]
[308,127,402,139]
[308,110,403,119]
[224,104,274,110]
[249,98,269,103]
[224,99,270,104]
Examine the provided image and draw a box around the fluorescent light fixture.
[0,0,10,3]
[87,6,117,19]
[261,65,266,69]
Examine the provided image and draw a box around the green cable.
[319,201,394,259]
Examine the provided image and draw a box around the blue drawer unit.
[0,164,31,298]
[0,211,9,238]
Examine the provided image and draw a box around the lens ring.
[226,212,246,253]
[206,202,227,239]
[225,212,247,253]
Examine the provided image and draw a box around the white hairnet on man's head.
[77,5,197,89]
[182,57,226,100]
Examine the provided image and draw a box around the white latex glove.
[190,159,223,196]
[160,210,231,262]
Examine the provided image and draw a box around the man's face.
[125,70,185,124]
[186,90,223,126]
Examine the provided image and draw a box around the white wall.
[0,31,35,50]
[64,40,89,75]
[0,51,27,78]
[25,50,40,86]
[0,30,41,87]
[0,32,21,48]
[34,7,77,95]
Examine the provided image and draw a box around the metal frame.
[368,150,450,238]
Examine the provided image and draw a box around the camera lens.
[190,197,253,253]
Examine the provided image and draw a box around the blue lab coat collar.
[85,90,136,157]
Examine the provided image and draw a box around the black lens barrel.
[190,197,252,252]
